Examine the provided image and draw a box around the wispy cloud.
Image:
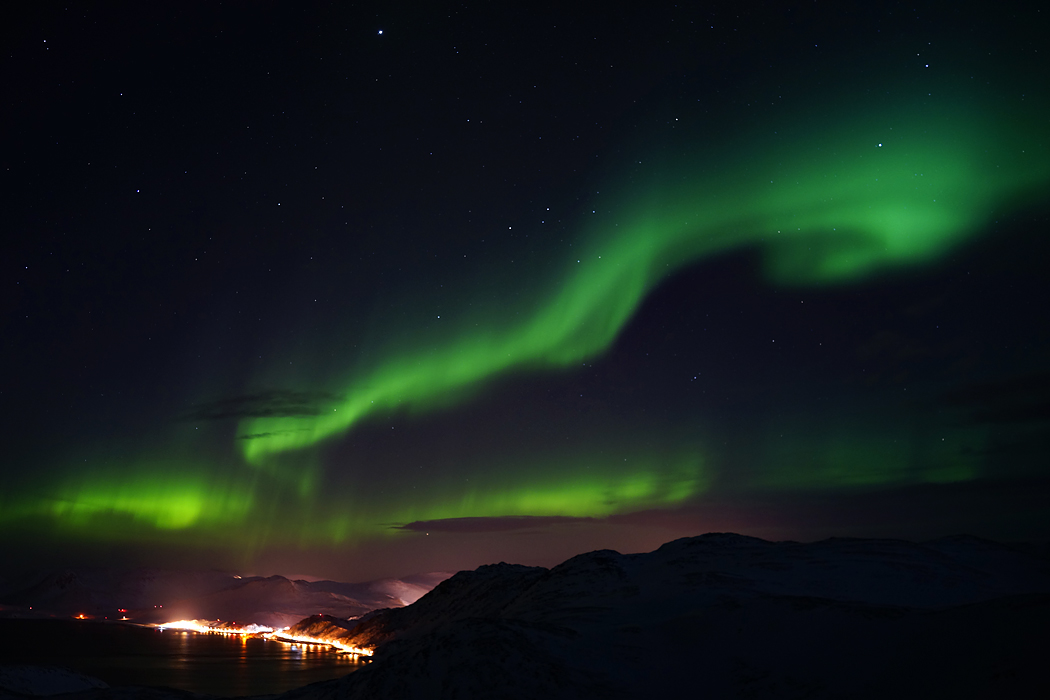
[179,390,344,422]
[944,371,1050,424]
[235,429,311,441]
[396,515,594,533]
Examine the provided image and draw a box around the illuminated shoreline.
[152,620,373,657]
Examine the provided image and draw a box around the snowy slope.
[281,533,1050,699]
[284,564,541,647]
[5,535,1048,698]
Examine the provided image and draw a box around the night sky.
[4,2,1049,581]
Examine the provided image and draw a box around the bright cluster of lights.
[266,630,373,657]
[154,620,275,635]
[153,619,373,656]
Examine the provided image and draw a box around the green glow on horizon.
[310,449,707,543]
[0,467,256,533]
[0,449,706,545]
[53,474,253,530]
[754,423,985,491]
[0,414,999,547]
[241,90,1049,464]
[3,416,987,546]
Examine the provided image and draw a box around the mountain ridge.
[3,533,1048,698]
[280,532,1050,699]
[0,568,453,628]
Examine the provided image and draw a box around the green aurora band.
[240,89,1049,466]
[4,80,1047,550]
[1,448,705,547]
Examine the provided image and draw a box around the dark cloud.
[235,429,309,441]
[397,516,594,533]
[944,372,1050,425]
[179,390,344,422]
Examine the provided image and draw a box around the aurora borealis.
[239,88,1048,464]
[4,2,1049,580]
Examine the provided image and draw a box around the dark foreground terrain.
[4,533,1049,699]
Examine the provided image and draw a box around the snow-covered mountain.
[294,572,453,609]
[0,568,452,628]
[280,533,1050,699]
[4,534,1048,698]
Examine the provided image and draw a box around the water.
[0,619,365,697]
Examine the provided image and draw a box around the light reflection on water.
[0,619,365,697]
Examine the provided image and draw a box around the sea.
[0,618,365,697]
